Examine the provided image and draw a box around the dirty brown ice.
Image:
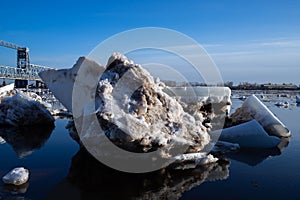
[40,52,227,167]
[94,53,211,153]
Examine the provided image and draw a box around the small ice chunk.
[2,167,29,185]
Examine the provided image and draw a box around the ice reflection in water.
[49,112,291,200]
[0,125,54,158]
[226,139,289,166]
[46,147,229,200]
[2,182,29,194]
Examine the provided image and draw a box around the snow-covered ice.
[39,57,105,113]
[0,83,14,98]
[40,52,289,170]
[0,91,55,126]
[166,86,231,106]
[165,86,231,131]
[174,152,218,165]
[41,53,214,158]
[230,94,290,137]
[38,52,238,172]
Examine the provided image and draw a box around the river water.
[182,91,300,199]
[0,90,299,199]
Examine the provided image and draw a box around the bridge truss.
[0,40,52,81]
[0,64,51,80]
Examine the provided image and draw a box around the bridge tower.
[1,40,53,88]
[17,47,30,69]
[15,47,30,88]
[0,40,30,88]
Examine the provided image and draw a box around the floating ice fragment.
[231,94,291,137]
[2,167,29,186]
[41,53,211,158]
[275,101,289,107]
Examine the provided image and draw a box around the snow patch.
[174,152,218,165]
[0,83,14,97]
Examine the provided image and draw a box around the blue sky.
[1,0,300,84]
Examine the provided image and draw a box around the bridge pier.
[15,80,28,88]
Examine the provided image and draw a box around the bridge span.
[0,64,52,81]
[0,40,53,87]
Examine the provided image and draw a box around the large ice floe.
[39,52,225,169]
[0,91,55,126]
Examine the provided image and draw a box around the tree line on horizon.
[162,80,300,90]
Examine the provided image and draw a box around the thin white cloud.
[163,44,223,51]
[209,51,258,56]
[203,44,224,47]
[256,40,300,47]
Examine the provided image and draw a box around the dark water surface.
[182,98,300,200]
[0,91,300,199]
[0,119,79,199]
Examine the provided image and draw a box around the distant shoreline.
[229,86,300,91]
[162,80,300,91]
